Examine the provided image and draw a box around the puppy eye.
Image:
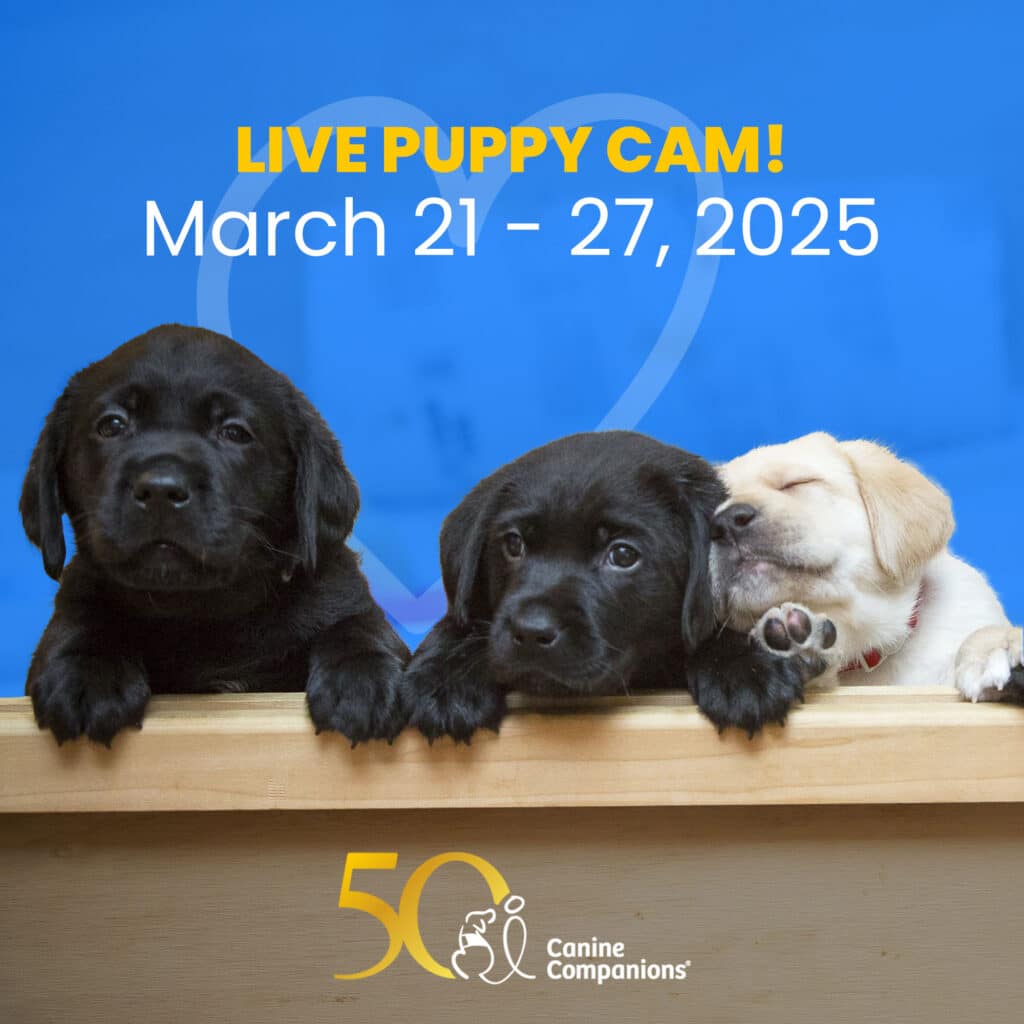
[607,543,640,569]
[779,478,819,491]
[219,421,253,445]
[96,413,128,438]
[502,532,525,560]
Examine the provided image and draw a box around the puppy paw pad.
[751,603,836,658]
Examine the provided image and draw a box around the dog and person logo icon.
[450,893,535,985]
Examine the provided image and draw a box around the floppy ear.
[20,390,71,580]
[840,439,953,585]
[679,501,717,654]
[439,476,505,629]
[290,393,359,574]
[643,457,722,655]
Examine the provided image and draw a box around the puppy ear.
[643,457,722,655]
[680,503,717,655]
[20,390,70,580]
[840,439,953,585]
[439,477,504,628]
[290,393,359,574]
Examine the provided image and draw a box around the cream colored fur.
[709,432,1022,699]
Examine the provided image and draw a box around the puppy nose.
[711,503,758,541]
[132,468,191,510]
[510,607,561,649]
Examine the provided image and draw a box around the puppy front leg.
[28,608,151,746]
[955,625,1024,703]
[404,616,507,743]
[687,606,835,736]
[306,606,410,745]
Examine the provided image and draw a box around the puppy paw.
[751,603,837,660]
[306,652,407,745]
[955,625,1024,703]
[404,663,507,744]
[29,656,151,746]
[400,616,506,743]
[410,686,506,744]
[692,658,811,737]
[687,620,833,737]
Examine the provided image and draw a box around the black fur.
[21,324,408,745]
[685,628,826,736]
[404,431,823,740]
[996,667,1024,705]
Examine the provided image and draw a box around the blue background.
[1,0,1020,694]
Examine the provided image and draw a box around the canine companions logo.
[334,852,692,986]
[451,894,535,984]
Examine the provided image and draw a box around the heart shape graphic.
[196,93,723,634]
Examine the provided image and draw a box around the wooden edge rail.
[1,687,1022,812]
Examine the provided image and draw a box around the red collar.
[839,583,926,674]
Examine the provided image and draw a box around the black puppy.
[404,431,830,741]
[21,324,408,745]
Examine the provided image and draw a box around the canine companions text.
[21,324,409,744]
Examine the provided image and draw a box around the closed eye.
[779,478,821,491]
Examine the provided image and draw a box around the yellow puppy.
[710,432,1022,699]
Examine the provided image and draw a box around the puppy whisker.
[241,523,293,560]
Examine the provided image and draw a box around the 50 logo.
[335,852,534,984]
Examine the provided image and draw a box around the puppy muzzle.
[493,598,572,670]
[488,595,628,694]
[89,453,241,584]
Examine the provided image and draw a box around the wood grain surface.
[2,804,1023,1024]
[2,686,1023,811]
